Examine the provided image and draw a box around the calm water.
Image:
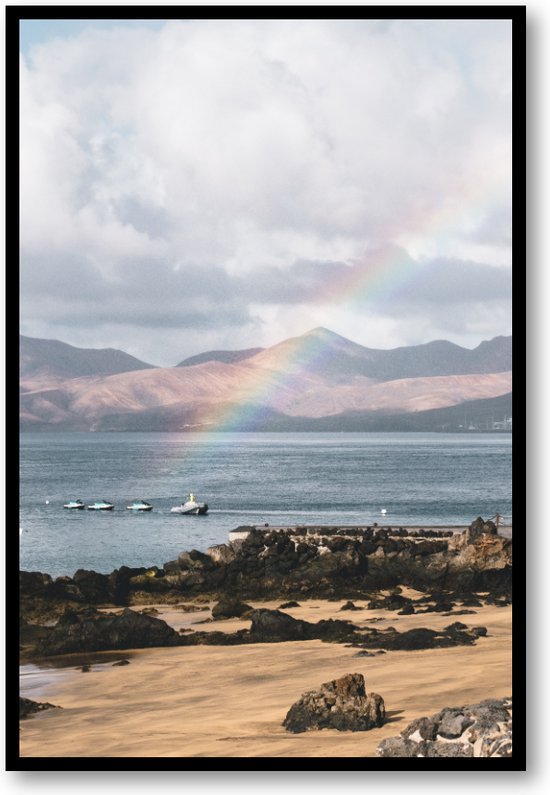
[19,432,512,578]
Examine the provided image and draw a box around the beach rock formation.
[283,673,385,733]
[37,607,180,656]
[211,598,253,619]
[349,622,486,652]
[19,520,512,630]
[20,696,61,719]
[376,697,512,757]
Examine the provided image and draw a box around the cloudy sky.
[19,16,513,366]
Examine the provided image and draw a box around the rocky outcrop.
[20,520,512,629]
[376,697,512,757]
[349,622,487,652]
[20,697,61,719]
[37,607,180,656]
[283,673,385,733]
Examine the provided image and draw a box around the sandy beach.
[20,595,512,758]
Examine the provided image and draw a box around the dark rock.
[279,601,300,609]
[283,673,385,733]
[20,696,61,720]
[206,544,236,565]
[38,607,180,655]
[401,716,438,741]
[368,594,411,611]
[376,737,426,757]
[437,711,474,739]
[249,609,311,641]
[355,624,482,652]
[72,569,111,603]
[425,741,474,757]
[211,598,253,619]
[340,600,361,611]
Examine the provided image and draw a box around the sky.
[18,15,513,367]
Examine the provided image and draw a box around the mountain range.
[20,328,512,432]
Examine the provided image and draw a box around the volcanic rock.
[20,696,61,719]
[283,673,385,733]
[37,607,180,655]
[377,697,512,757]
[211,598,253,619]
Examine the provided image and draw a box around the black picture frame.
[7,4,526,772]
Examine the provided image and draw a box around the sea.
[19,432,512,578]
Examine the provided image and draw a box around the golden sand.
[20,597,512,758]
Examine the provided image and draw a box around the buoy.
[381,508,387,515]
[45,500,50,505]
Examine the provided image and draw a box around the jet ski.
[87,500,115,511]
[126,500,153,511]
[64,499,85,509]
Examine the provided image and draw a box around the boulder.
[211,598,253,619]
[340,600,361,611]
[283,673,385,733]
[249,609,311,641]
[72,569,111,603]
[377,697,512,757]
[207,544,236,565]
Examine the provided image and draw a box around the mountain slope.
[20,335,156,390]
[244,327,512,383]
[19,328,513,431]
[177,347,263,367]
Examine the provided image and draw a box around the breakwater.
[20,518,512,625]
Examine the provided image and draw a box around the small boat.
[126,500,153,512]
[64,499,85,510]
[87,500,114,511]
[170,493,208,515]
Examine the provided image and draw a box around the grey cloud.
[19,19,512,363]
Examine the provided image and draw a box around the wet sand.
[19,594,512,758]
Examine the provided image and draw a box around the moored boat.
[64,499,85,509]
[87,500,114,511]
[170,493,208,515]
[126,500,153,511]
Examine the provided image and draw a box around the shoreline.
[19,595,512,758]
[19,519,513,758]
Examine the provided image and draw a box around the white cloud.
[19,18,513,363]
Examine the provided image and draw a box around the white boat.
[170,494,208,515]
[126,500,153,512]
[64,499,85,509]
[87,500,114,511]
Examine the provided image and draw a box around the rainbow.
[185,171,510,436]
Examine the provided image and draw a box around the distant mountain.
[19,329,512,431]
[20,335,156,388]
[248,327,512,383]
[176,347,263,367]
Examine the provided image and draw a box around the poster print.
[10,4,524,770]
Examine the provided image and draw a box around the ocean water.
[19,432,512,578]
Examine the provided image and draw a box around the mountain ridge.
[19,328,512,432]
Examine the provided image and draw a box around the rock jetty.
[376,697,512,757]
[20,518,512,618]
